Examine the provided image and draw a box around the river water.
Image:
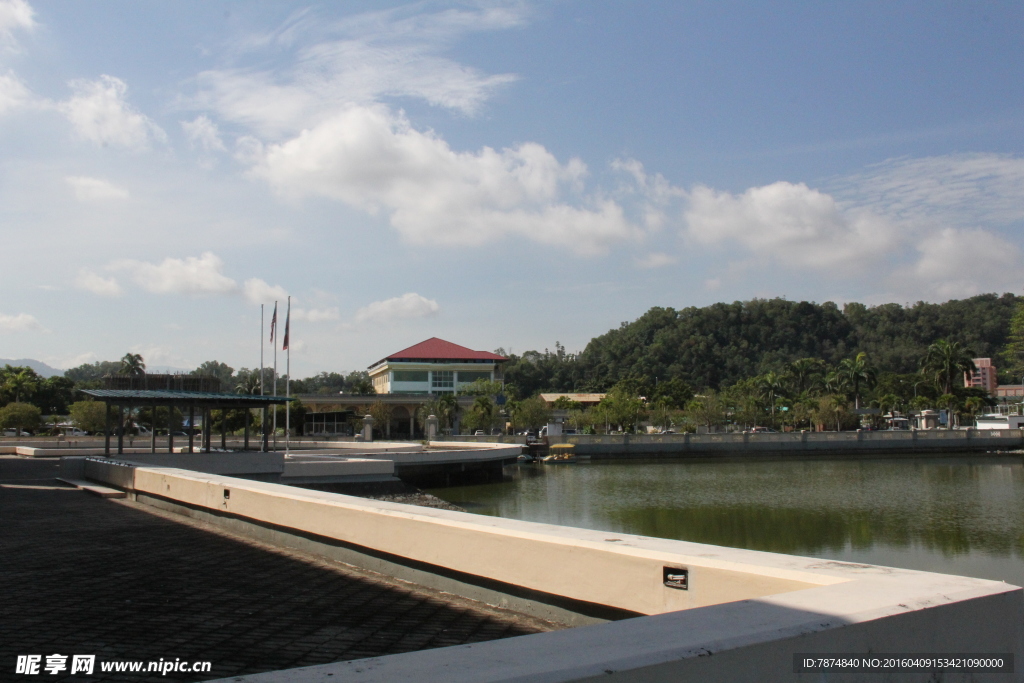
[427,456,1024,587]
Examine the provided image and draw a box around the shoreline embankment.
[448,429,1024,459]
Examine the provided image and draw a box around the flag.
[269,302,277,342]
[282,302,290,351]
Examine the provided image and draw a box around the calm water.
[426,456,1024,587]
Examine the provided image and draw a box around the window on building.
[431,371,454,388]
[394,370,429,382]
[457,371,491,384]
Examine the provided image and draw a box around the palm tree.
[119,353,146,377]
[236,373,262,395]
[875,393,903,415]
[436,393,458,434]
[758,371,786,427]
[837,352,877,409]
[963,396,986,426]
[823,369,848,396]
[471,395,496,433]
[921,340,976,396]
[788,358,825,395]
[4,370,38,404]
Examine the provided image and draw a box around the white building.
[367,338,506,395]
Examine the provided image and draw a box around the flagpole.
[260,303,266,452]
[272,300,278,451]
[260,304,264,397]
[285,296,291,455]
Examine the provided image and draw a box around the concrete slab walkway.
[0,456,555,682]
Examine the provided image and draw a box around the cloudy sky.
[2,0,1023,375]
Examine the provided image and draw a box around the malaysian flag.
[269,302,277,342]
[282,301,290,351]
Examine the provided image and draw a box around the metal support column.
[117,404,124,455]
[167,405,174,453]
[188,405,195,454]
[204,408,211,453]
[221,408,227,450]
[262,407,269,452]
[244,409,250,451]
[104,403,111,456]
[151,406,157,453]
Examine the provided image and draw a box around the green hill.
[503,293,1022,394]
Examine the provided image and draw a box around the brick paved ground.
[0,456,556,682]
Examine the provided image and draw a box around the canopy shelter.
[78,389,295,456]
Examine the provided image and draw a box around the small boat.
[541,444,577,463]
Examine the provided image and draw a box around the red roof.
[377,338,506,364]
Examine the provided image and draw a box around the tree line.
[0,353,377,435]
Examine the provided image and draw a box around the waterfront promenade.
[0,456,554,682]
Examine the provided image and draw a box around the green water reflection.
[426,457,1024,586]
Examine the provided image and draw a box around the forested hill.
[503,294,1021,394]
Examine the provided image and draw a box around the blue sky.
[1,0,1023,376]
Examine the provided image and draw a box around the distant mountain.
[0,358,64,378]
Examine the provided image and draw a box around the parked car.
[3,429,30,436]
[473,430,485,435]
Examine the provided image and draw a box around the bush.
[0,402,41,434]
[69,400,108,433]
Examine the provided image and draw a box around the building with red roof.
[367,338,507,394]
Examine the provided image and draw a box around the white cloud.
[181,115,226,153]
[66,176,129,202]
[292,307,339,323]
[834,153,1024,228]
[634,252,676,269]
[0,312,43,333]
[190,4,524,137]
[112,252,237,296]
[75,269,122,297]
[253,105,638,254]
[129,345,191,369]
[0,70,31,114]
[612,158,686,230]
[355,292,439,324]
[0,0,34,48]
[50,351,97,369]
[242,278,288,305]
[684,181,894,271]
[60,75,167,150]
[905,228,1022,299]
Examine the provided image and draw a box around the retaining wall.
[548,429,1024,457]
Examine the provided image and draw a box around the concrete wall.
[117,451,285,474]
[216,589,1023,682]
[549,429,1024,457]
[444,435,528,444]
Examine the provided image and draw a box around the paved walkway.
[0,456,555,682]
